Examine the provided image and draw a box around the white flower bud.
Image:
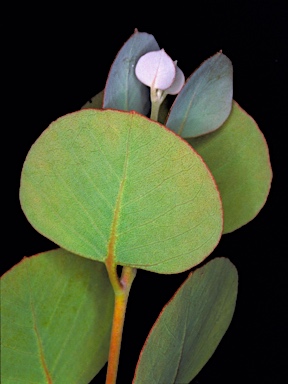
[135,49,176,90]
[165,63,185,95]
[135,49,185,121]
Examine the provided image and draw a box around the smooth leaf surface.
[103,30,159,114]
[166,52,233,138]
[133,257,238,384]
[20,109,223,273]
[1,248,114,384]
[188,101,272,233]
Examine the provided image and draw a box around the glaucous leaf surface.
[103,30,159,114]
[166,52,233,138]
[133,257,238,383]
[1,248,114,383]
[188,101,272,233]
[20,109,223,273]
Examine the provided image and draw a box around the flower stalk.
[135,49,185,121]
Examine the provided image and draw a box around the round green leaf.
[166,52,233,138]
[103,30,159,114]
[1,248,114,384]
[133,257,238,384]
[20,109,223,274]
[187,101,272,233]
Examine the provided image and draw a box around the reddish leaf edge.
[1,248,61,383]
[132,256,238,383]
[19,108,224,274]
[102,28,137,110]
[102,28,159,111]
[1,248,60,279]
[223,100,273,234]
[165,51,233,137]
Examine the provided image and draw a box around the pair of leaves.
[84,30,271,233]
[1,251,237,384]
[83,92,272,234]
[20,109,223,274]
[101,29,233,138]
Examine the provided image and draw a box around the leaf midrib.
[26,261,52,384]
[106,123,131,269]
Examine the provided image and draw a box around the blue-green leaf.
[166,52,233,138]
[103,30,159,114]
[133,258,238,383]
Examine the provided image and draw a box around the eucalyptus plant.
[1,30,272,383]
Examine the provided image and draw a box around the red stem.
[105,266,136,384]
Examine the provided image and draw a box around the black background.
[6,0,287,383]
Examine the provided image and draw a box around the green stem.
[150,87,167,121]
[150,100,161,121]
[105,264,137,384]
